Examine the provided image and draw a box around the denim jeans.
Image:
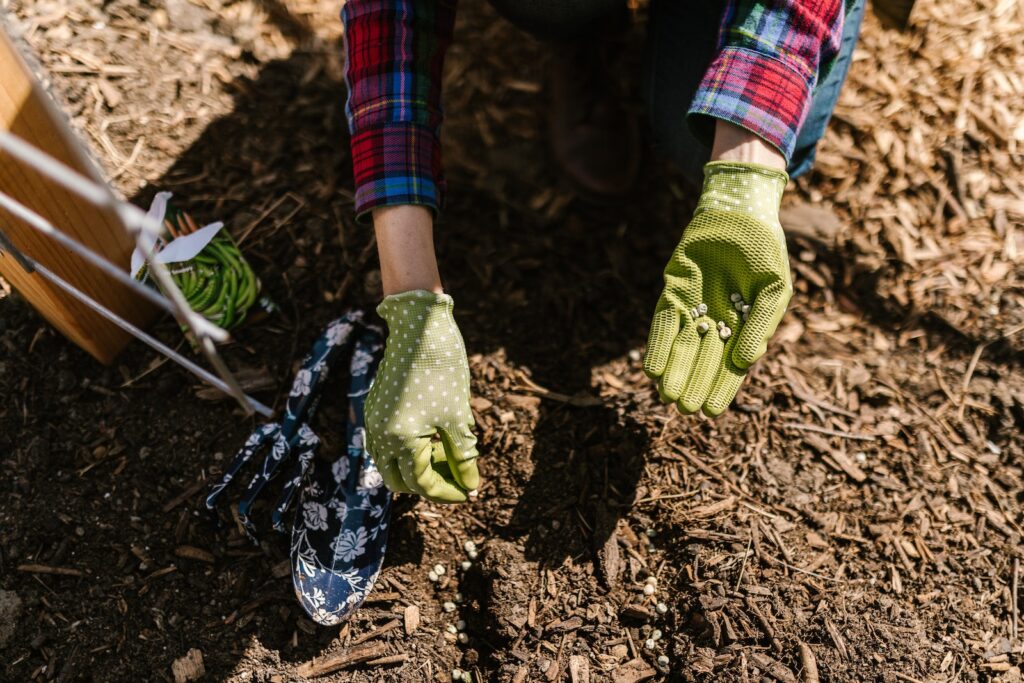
[488,0,867,184]
[487,0,627,40]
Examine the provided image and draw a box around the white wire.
[26,257,273,418]
[0,187,207,329]
[0,131,221,341]
[0,132,114,211]
[0,130,267,416]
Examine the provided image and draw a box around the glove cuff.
[376,289,454,323]
[697,162,788,226]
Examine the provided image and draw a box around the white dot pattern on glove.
[696,162,786,230]
[364,290,479,502]
[643,161,793,418]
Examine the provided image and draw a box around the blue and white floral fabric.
[206,310,392,625]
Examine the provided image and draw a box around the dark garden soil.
[1,0,1023,681]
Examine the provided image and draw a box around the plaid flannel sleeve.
[342,0,457,222]
[688,0,845,160]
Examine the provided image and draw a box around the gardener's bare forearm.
[372,205,444,296]
[711,120,787,170]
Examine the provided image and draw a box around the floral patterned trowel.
[206,310,392,625]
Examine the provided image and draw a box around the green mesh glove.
[365,290,480,503]
[644,161,792,417]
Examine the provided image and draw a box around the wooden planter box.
[0,22,154,364]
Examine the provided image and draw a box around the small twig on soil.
[17,564,85,577]
[162,479,209,513]
[781,422,876,442]
[798,642,820,683]
[1012,557,1019,643]
[1003,321,1024,338]
[761,553,851,584]
[748,652,797,683]
[514,373,603,407]
[110,136,145,180]
[236,194,292,246]
[623,623,638,661]
[824,619,850,661]
[249,195,306,247]
[120,352,175,388]
[174,546,215,564]
[892,673,926,683]
[350,618,401,646]
[957,341,987,421]
[634,489,700,505]
[365,654,409,667]
[785,376,858,419]
[666,445,760,504]
[296,642,388,678]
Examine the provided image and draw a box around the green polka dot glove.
[644,161,792,417]
[365,290,480,503]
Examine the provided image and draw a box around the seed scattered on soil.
[3,1,1021,681]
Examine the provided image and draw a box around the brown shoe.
[548,39,640,201]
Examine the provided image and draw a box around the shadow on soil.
[116,2,677,675]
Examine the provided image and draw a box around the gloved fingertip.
[425,486,469,505]
[676,398,701,415]
[406,440,471,503]
[642,351,667,379]
[437,429,481,492]
[731,342,765,371]
[656,383,675,404]
[378,457,413,494]
[701,400,729,418]
[422,476,470,504]
[453,460,479,492]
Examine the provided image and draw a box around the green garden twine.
[135,205,263,332]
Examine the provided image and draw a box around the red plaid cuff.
[350,121,444,223]
[688,46,813,160]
